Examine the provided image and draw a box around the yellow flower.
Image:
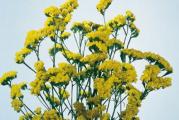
[87,41,108,53]
[30,78,44,95]
[126,10,135,22]
[44,6,60,17]
[96,0,112,14]
[94,78,113,99]
[129,22,140,38]
[80,53,107,65]
[58,62,76,76]
[11,99,23,112]
[146,77,172,90]
[60,32,71,40]
[0,71,17,85]
[71,21,101,34]
[121,63,137,83]
[62,50,82,62]
[106,38,124,49]
[99,60,121,72]
[121,48,144,60]
[64,14,72,23]
[15,47,32,64]
[49,62,76,84]
[108,14,126,29]
[141,65,172,90]
[141,65,160,82]
[34,61,45,72]
[122,84,142,120]
[86,26,112,43]
[144,52,173,73]
[43,109,61,120]
[24,30,43,49]
[11,82,27,99]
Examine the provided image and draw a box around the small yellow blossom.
[60,32,71,40]
[126,10,135,22]
[121,48,144,60]
[44,6,60,17]
[15,48,32,64]
[87,41,108,53]
[80,53,107,65]
[99,60,121,72]
[0,71,17,85]
[11,99,23,112]
[96,0,112,14]
[43,109,61,120]
[108,14,126,29]
[11,82,27,99]
[144,52,173,73]
[34,61,45,72]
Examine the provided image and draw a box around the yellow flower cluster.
[11,99,23,113]
[121,85,142,120]
[108,14,126,29]
[126,10,135,22]
[11,82,27,99]
[80,53,107,65]
[99,60,121,72]
[121,63,137,83]
[44,6,60,17]
[141,65,172,90]
[30,78,45,95]
[74,102,106,119]
[71,21,101,34]
[121,48,144,60]
[0,71,17,85]
[34,61,45,72]
[30,61,47,95]
[96,0,112,14]
[87,26,112,42]
[129,22,140,38]
[87,26,125,54]
[94,78,114,99]
[99,61,137,83]
[24,29,49,50]
[106,38,124,50]
[44,0,78,18]
[0,0,173,119]
[144,52,173,73]
[58,62,76,77]
[15,48,32,64]
[141,65,160,83]
[43,109,62,120]
[49,62,76,84]
[60,32,71,40]
[87,41,108,53]
[62,49,82,62]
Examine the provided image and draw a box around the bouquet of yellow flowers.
[0,0,173,120]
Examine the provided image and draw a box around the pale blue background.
[0,0,179,119]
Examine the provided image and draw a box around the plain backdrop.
[0,0,179,119]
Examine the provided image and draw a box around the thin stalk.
[23,62,36,73]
